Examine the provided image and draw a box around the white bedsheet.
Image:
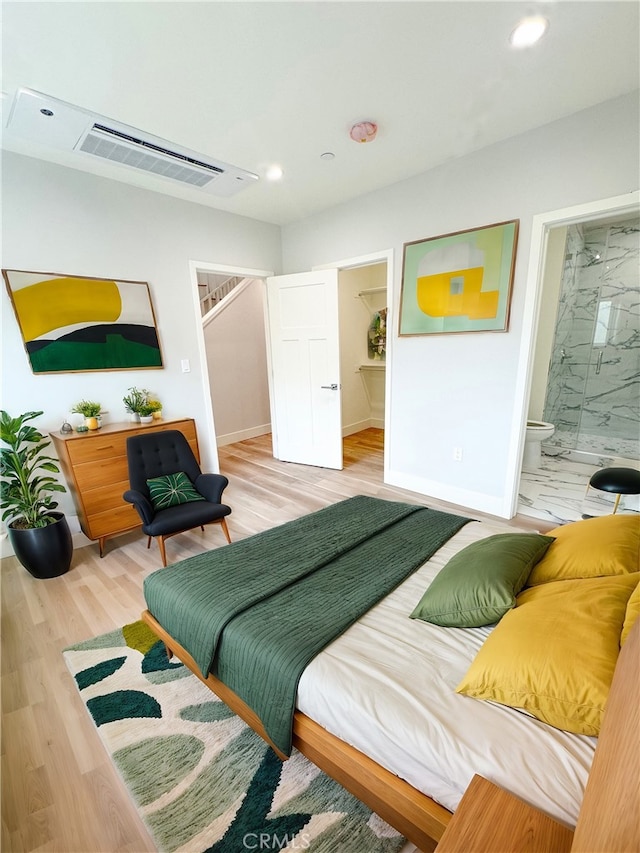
[297,520,596,828]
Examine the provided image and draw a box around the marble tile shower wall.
[544,217,640,461]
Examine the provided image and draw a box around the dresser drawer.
[81,480,131,515]
[67,433,128,465]
[74,457,129,491]
[85,504,141,539]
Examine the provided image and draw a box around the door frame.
[512,191,640,516]
[313,248,394,481]
[189,260,274,471]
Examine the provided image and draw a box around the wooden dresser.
[51,418,199,556]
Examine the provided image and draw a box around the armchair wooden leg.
[147,536,152,550]
[220,517,231,544]
[158,536,168,567]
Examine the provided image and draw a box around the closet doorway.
[338,262,387,437]
[315,248,393,482]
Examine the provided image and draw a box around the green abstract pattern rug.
[63,621,407,853]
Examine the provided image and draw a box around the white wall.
[281,92,640,517]
[1,152,281,533]
[203,279,272,445]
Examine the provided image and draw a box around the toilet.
[523,420,555,470]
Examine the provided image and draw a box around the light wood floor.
[1,429,549,852]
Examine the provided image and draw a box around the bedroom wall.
[280,91,640,518]
[1,152,281,546]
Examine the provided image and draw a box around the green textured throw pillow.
[146,471,205,510]
[410,533,555,628]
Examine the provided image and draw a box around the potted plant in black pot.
[0,410,73,578]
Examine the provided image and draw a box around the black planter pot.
[8,512,73,578]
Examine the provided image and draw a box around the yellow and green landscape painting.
[3,270,163,373]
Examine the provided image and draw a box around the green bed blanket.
[144,495,470,755]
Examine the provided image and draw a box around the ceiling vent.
[78,124,224,188]
[5,88,259,197]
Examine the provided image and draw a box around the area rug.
[63,621,407,853]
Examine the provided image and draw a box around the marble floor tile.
[518,453,640,526]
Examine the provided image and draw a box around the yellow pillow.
[456,572,639,736]
[527,514,640,586]
[620,580,640,646]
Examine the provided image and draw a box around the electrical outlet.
[453,447,463,462]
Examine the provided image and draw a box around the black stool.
[587,467,640,514]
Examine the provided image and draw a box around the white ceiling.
[2,1,639,226]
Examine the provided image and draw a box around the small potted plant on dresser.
[147,397,163,420]
[137,403,156,424]
[0,410,73,578]
[71,399,102,430]
[123,387,149,422]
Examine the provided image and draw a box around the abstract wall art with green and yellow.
[399,220,519,336]
[3,270,163,373]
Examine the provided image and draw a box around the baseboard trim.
[343,419,377,436]
[216,424,272,447]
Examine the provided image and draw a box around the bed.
[141,495,640,851]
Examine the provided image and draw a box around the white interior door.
[265,269,343,469]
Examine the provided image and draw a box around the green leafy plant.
[122,387,149,414]
[0,410,67,529]
[146,398,162,413]
[137,402,157,417]
[71,400,102,418]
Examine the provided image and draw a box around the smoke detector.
[349,121,378,143]
[6,88,259,197]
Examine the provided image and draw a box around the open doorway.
[338,263,387,436]
[192,251,392,486]
[189,261,274,462]
[314,248,393,483]
[334,262,388,483]
[516,192,640,526]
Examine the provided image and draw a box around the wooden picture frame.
[399,220,519,336]
[3,269,164,373]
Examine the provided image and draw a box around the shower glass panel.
[543,216,640,459]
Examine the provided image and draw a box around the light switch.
[181,359,190,373]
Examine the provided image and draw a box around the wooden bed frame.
[142,608,639,853]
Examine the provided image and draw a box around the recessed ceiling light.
[266,165,283,181]
[509,16,549,48]
[320,152,335,161]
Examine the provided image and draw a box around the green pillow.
[146,471,205,510]
[410,533,555,627]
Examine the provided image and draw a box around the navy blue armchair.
[123,429,231,566]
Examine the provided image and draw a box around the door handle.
[595,351,603,374]
[320,383,339,390]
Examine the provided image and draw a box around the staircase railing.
[199,276,244,315]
